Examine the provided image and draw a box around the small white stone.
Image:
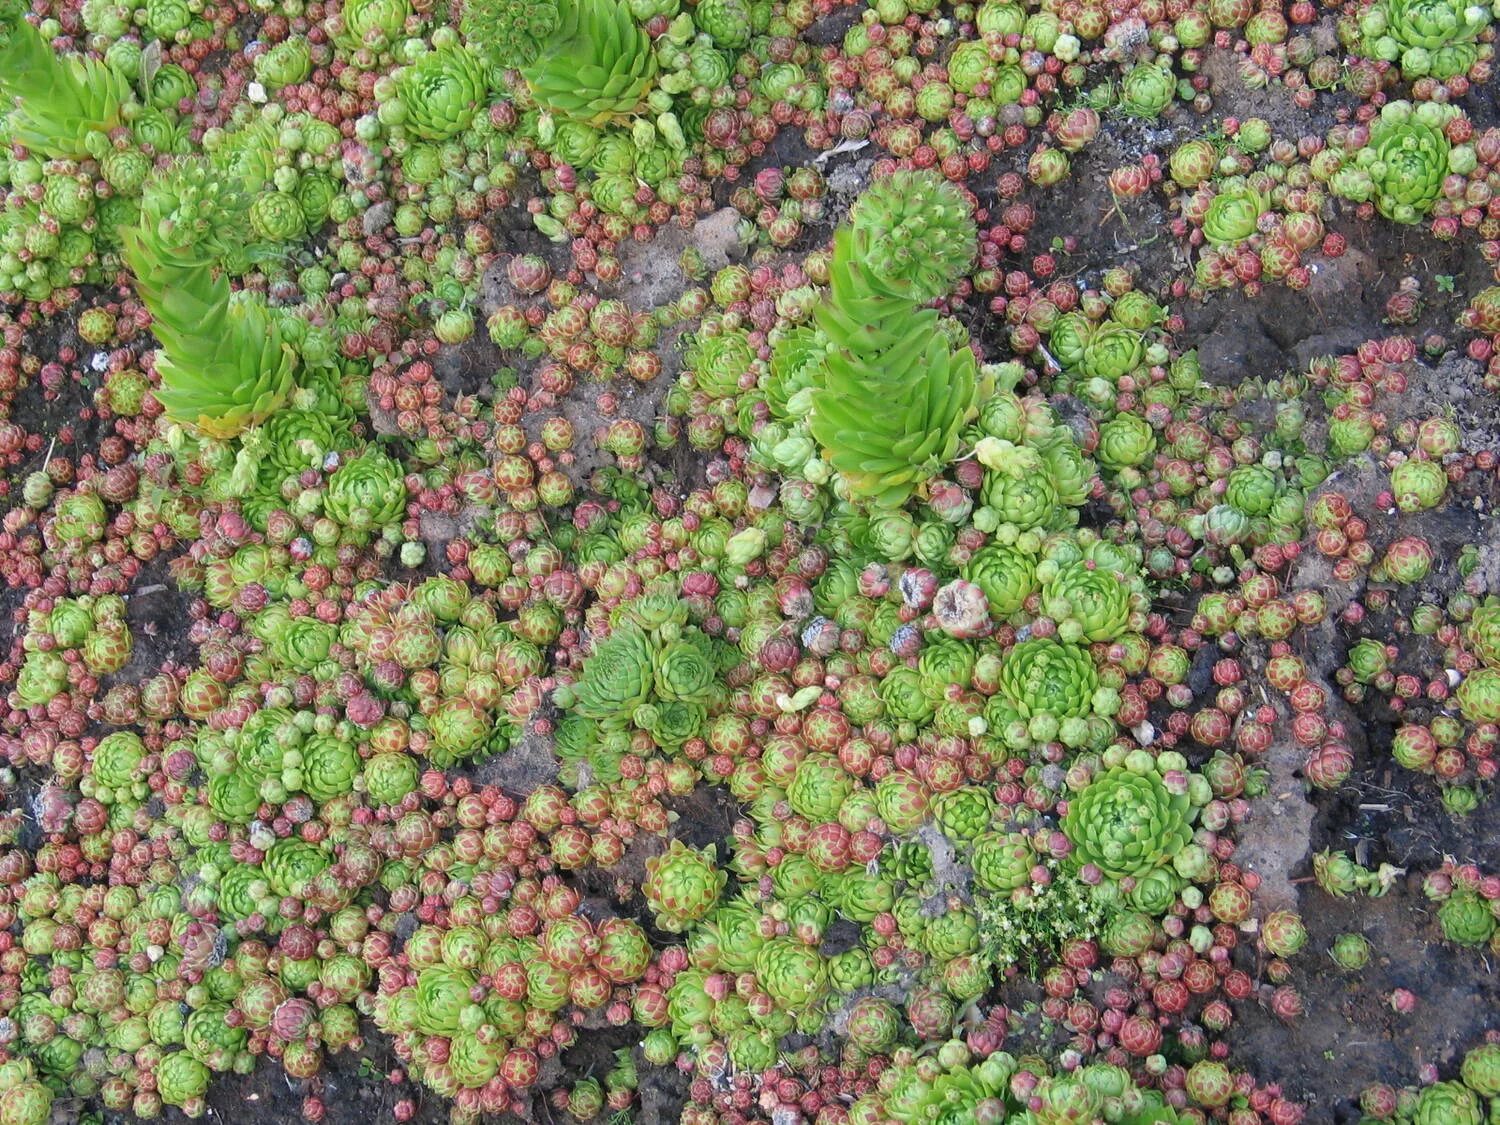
[248,82,268,103]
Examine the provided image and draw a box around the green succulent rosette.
[0,1059,53,1125]
[413,966,476,1036]
[754,937,828,1010]
[566,622,656,725]
[830,869,895,922]
[917,636,977,698]
[324,448,408,535]
[1062,765,1193,880]
[1437,889,1497,947]
[1040,434,1094,507]
[880,665,936,726]
[47,599,93,647]
[1041,559,1132,642]
[1118,63,1175,118]
[643,840,726,932]
[254,38,313,89]
[971,831,1035,892]
[462,0,560,69]
[687,327,755,399]
[787,754,856,823]
[337,0,412,51]
[653,635,718,703]
[982,470,1058,530]
[184,1005,247,1070]
[1461,1043,1500,1097]
[1202,184,1266,245]
[693,0,753,46]
[521,0,658,124]
[16,650,68,706]
[299,734,359,803]
[933,786,995,840]
[1096,414,1157,471]
[848,169,978,303]
[1046,312,1094,371]
[1354,103,1456,224]
[810,228,980,508]
[763,325,827,422]
[1411,1081,1484,1125]
[262,839,331,898]
[1360,0,1490,79]
[248,190,307,243]
[208,771,263,823]
[963,543,1039,617]
[1457,667,1500,723]
[215,863,270,921]
[388,42,487,140]
[157,1051,211,1108]
[997,638,1099,721]
[91,731,146,791]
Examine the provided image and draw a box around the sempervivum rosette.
[1436,889,1497,947]
[156,1052,211,1112]
[1463,1044,1500,1097]
[997,638,1100,722]
[1332,101,1467,224]
[520,0,658,124]
[561,621,655,726]
[787,753,856,822]
[461,0,559,69]
[0,13,133,160]
[1118,62,1176,117]
[335,0,412,53]
[385,39,488,140]
[1465,598,1500,667]
[0,1059,53,1125]
[686,324,756,399]
[763,324,827,421]
[412,965,476,1036]
[1062,760,1194,881]
[1360,0,1491,79]
[753,937,829,1014]
[971,831,1036,892]
[642,839,726,932]
[963,542,1039,617]
[262,838,332,899]
[847,169,978,302]
[809,228,981,508]
[1040,559,1134,643]
[1411,1082,1485,1125]
[324,449,408,538]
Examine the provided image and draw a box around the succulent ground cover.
[0,0,1498,1122]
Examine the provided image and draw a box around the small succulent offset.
[520,0,659,124]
